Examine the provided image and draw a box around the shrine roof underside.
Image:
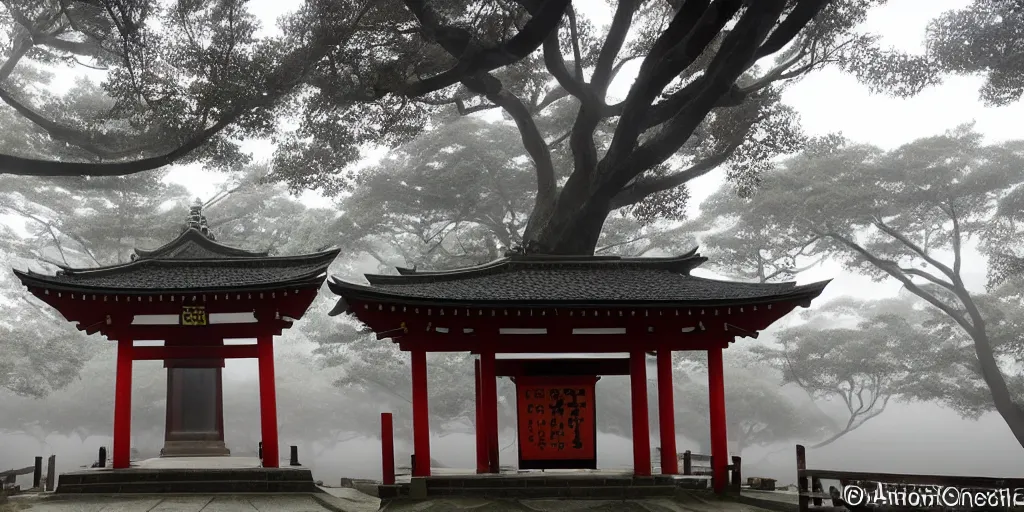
[327,248,830,308]
[13,228,340,294]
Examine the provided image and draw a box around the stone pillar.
[161,340,229,457]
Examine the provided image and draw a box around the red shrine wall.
[515,376,598,470]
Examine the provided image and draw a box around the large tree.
[0,0,939,255]
[336,115,693,270]
[754,294,999,448]
[716,126,1024,448]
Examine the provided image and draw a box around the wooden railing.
[682,450,742,491]
[796,444,1024,512]
[1,455,56,493]
[655,448,742,491]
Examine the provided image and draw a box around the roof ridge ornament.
[184,198,216,241]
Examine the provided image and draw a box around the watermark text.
[840,482,1024,508]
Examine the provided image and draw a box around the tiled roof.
[328,249,830,307]
[131,229,269,260]
[14,228,339,293]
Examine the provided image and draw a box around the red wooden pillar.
[479,351,499,473]
[474,359,487,474]
[657,348,678,475]
[411,349,431,477]
[381,413,395,485]
[629,350,651,476]
[708,346,728,493]
[257,335,280,468]
[112,338,133,469]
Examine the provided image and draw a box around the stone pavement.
[3,488,782,512]
[379,492,779,512]
[3,490,380,512]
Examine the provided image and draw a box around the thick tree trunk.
[529,178,613,255]
[968,328,1024,448]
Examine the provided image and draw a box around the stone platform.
[56,457,318,494]
[379,471,711,500]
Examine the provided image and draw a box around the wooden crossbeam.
[131,344,258,360]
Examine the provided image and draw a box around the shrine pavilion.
[12,201,339,470]
[327,249,829,493]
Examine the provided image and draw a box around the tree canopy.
[927,0,1024,106]
[0,0,944,254]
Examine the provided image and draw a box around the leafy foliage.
[1,0,946,254]
[756,295,1006,448]
[927,0,1024,106]
[334,115,693,270]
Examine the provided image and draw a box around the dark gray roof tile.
[328,250,830,306]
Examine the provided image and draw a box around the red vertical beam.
[113,338,133,469]
[708,346,728,493]
[474,359,487,474]
[257,335,280,468]
[411,349,431,477]
[629,350,651,476]
[215,366,226,442]
[479,351,499,473]
[657,348,678,475]
[381,413,395,485]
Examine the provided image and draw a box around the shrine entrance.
[13,201,339,476]
[328,250,828,495]
[492,358,617,471]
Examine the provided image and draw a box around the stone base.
[378,474,710,500]
[56,459,316,494]
[160,440,231,457]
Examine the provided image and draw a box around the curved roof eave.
[327,275,831,308]
[12,268,332,295]
[54,248,341,279]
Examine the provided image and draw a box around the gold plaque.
[181,306,208,326]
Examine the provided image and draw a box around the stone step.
[379,484,686,500]
[422,475,685,488]
[57,479,319,494]
[55,468,317,493]
[59,468,313,485]
[425,485,680,499]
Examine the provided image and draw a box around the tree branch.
[542,28,591,101]
[600,0,741,177]
[872,218,958,281]
[606,1,791,195]
[824,230,975,334]
[591,0,637,96]
[34,34,120,61]
[0,86,162,160]
[0,3,375,176]
[947,201,963,276]
[398,0,570,97]
[754,0,829,60]
[609,139,741,209]
[897,266,957,294]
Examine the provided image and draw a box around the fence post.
[32,457,42,489]
[45,455,56,491]
[258,441,263,461]
[290,446,300,466]
[811,476,824,507]
[731,456,741,492]
[796,445,809,512]
[682,450,692,476]
[381,413,395,485]
[98,447,106,468]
